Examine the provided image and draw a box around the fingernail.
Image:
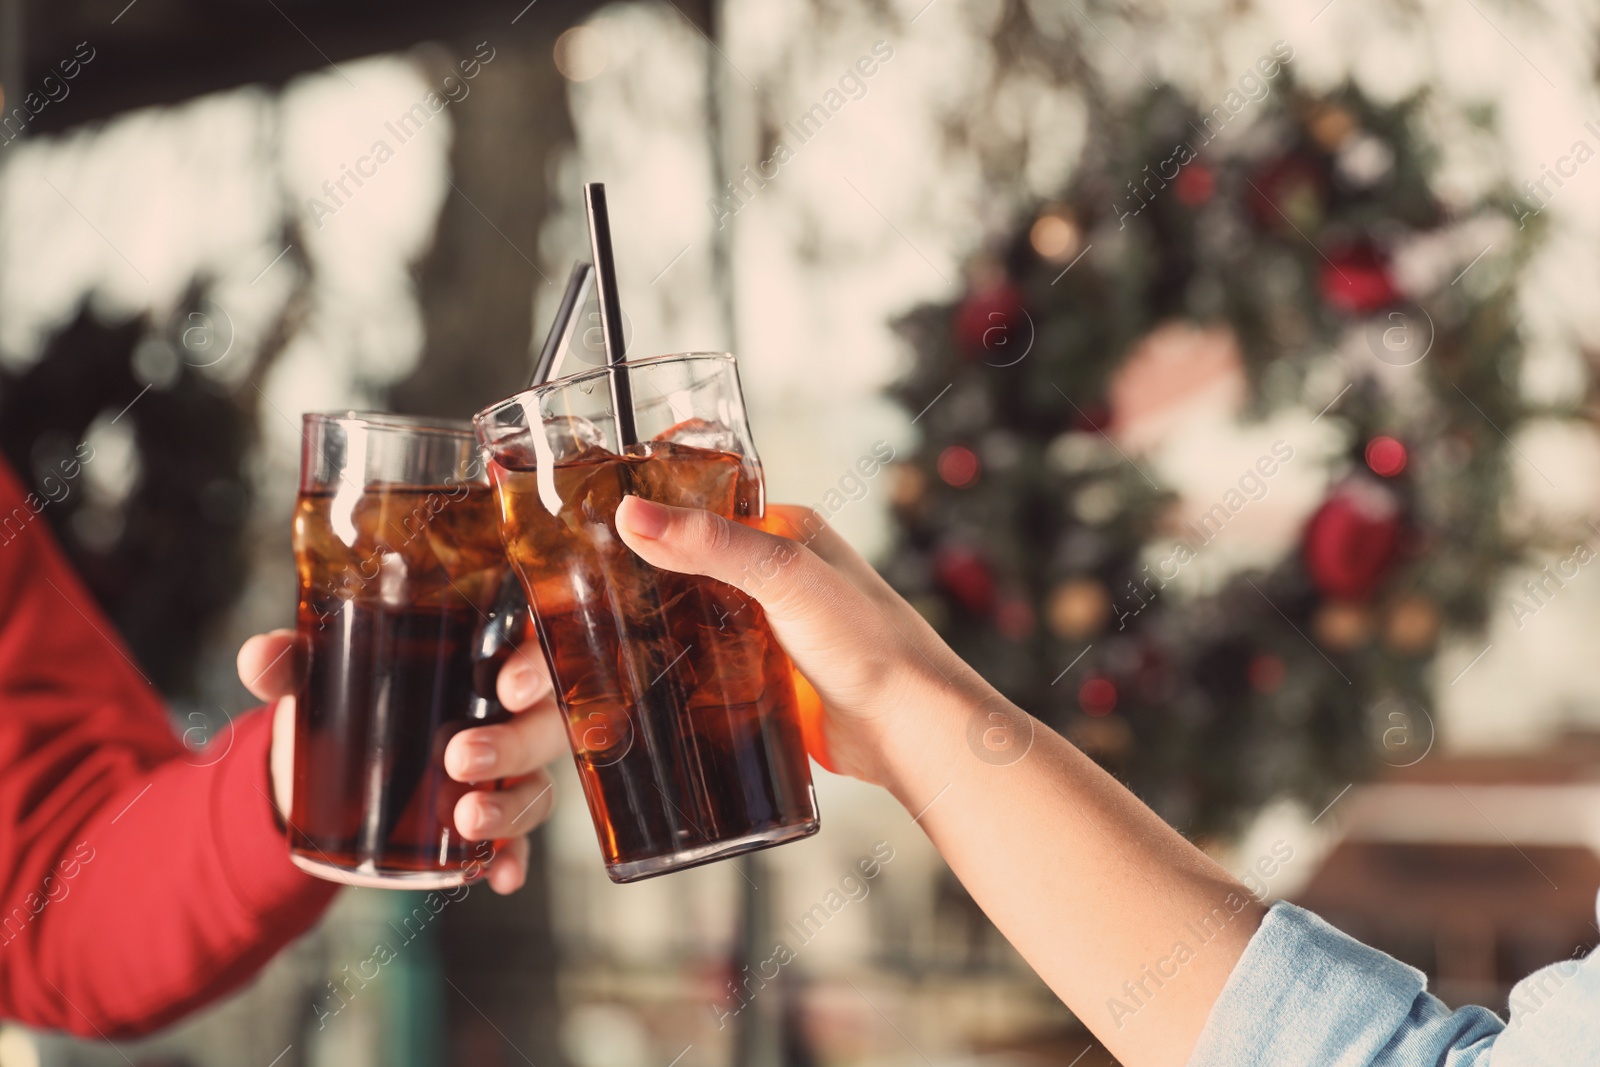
[455,740,496,778]
[503,658,547,706]
[472,798,502,835]
[620,496,670,539]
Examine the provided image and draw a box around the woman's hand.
[615,495,1263,1067]
[236,631,565,895]
[614,496,996,792]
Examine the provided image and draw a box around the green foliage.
[884,79,1534,835]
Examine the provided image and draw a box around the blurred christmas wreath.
[885,79,1535,836]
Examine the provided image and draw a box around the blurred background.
[3,0,1600,1064]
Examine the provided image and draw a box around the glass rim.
[303,410,475,438]
[472,351,737,429]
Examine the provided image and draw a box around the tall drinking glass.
[474,353,819,882]
[289,413,509,888]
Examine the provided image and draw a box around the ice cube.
[489,440,541,473]
[653,417,740,454]
[293,494,365,590]
[545,415,609,463]
[687,616,769,708]
[347,488,393,554]
[412,491,503,609]
[631,442,740,515]
[548,451,630,528]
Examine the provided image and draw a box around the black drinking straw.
[583,182,639,448]
[530,262,594,388]
[477,263,597,730]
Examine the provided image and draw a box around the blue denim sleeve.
[1495,921,1600,1067]
[1187,901,1509,1066]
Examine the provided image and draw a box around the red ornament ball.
[1174,163,1215,206]
[1079,676,1118,717]
[937,445,981,488]
[1302,479,1403,601]
[1319,240,1401,315]
[954,282,1026,358]
[934,545,996,615]
[1365,435,1407,477]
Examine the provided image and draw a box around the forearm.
[10,710,336,1037]
[0,462,336,1035]
[883,678,1263,1067]
[605,497,1265,1062]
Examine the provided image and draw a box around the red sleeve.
[0,459,337,1037]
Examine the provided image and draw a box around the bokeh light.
[1366,435,1407,477]
[1028,212,1080,262]
[937,444,981,488]
[1079,676,1118,716]
[554,24,610,81]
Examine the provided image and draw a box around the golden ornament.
[1313,600,1374,651]
[1306,103,1357,150]
[1385,594,1441,655]
[1047,579,1111,640]
[1068,714,1133,757]
[1029,209,1081,263]
[887,463,926,509]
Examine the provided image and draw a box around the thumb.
[238,629,297,703]
[615,496,923,742]
[614,496,832,624]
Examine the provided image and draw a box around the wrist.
[876,665,1023,815]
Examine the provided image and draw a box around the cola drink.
[289,415,510,888]
[477,353,819,881]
